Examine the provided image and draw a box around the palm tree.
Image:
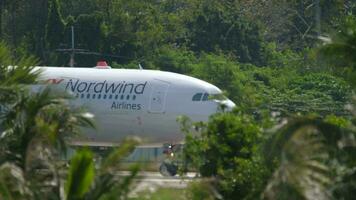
[0,42,139,200]
[0,41,39,101]
[261,117,356,200]
[0,41,86,199]
[318,15,356,200]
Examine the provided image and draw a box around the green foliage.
[262,42,304,68]
[66,149,95,200]
[278,73,349,115]
[1,0,354,68]
[182,112,267,199]
[0,163,31,200]
[191,53,237,97]
[185,0,264,65]
[319,16,356,87]
[319,16,356,68]
[244,0,352,51]
[132,188,186,200]
[262,117,356,200]
[324,115,350,128]
[64,140,140,200]
[1,0,270,67]
[0,42,39,85]
[186,180,216,200]
[1,1,356,199]
[148,46,196,73]
[69,13,105,66]
[137,46,352,117]
[0,88,95,169]
[46,0,65,49]
[140,47,352,116]
[85,139,139,200]
[60,0,98,17]
[245,66,351,116]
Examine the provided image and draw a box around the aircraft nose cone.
[225,99,236,111]
[218,99,236,112]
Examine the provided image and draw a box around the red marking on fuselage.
[45,78,64,84]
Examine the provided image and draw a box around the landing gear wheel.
[159,162,178,176]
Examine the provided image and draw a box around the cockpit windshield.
[208,93,227,101]
[192,93,203,101]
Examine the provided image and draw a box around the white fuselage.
[34,67,235,145]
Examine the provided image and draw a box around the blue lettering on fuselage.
[64,79,146,111]
[111,102,142,110]
[65,79,147,94]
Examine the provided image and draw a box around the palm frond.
[262,117,345,200]
[0,163,31,200]
[97,165,140,200]
[85,139,139,200]
[0,42,39,87]
[65,149,95,200]
[0,86,95,167]
[318,16,356,67]
[100,139,138,173]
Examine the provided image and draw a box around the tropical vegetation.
[1,0,356,199]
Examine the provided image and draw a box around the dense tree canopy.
[0,0,353,65]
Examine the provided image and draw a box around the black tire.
[159,162,178,176]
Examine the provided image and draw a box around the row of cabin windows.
[76,93,137,101]
[192,93,209,101]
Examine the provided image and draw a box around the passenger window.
[103,94,107,99]
[92,94,96,99]
[192,93,202,101]
[126,95,130,100]
[109,94,112,99]
[98,94,101,99]
[133,95,136,100]
[115,95,118,100]
[121,95,124,100]
[81,93,85,99]
[202,93,209,101]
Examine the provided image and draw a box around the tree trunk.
[0,0,3,38]
[11,1,16,49]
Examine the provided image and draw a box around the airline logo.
[44,78,147,111]
[65,79,147,94]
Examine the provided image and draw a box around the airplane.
[33,61,236,175]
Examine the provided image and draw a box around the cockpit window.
[192,93,203,101]
[202,93,209,101]
[193,92,227,101]
[209,93,227,101]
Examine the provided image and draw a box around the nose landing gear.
[159,161,178,177]
[159,143,182,176]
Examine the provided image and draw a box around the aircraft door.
[149,81,170,113]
